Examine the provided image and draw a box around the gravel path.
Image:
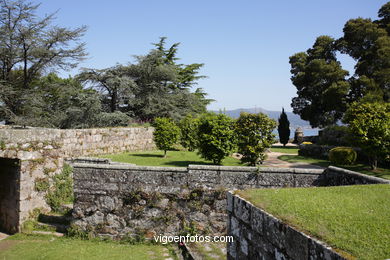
[262,152,324,169]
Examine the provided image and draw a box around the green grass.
[270,146,299,154]
[0,234,176,260]
[278,154,390,180]
[238,184,390,260]
[100,150,242,167]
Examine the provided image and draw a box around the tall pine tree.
[278,108,290,146]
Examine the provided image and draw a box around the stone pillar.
[293,127,304,144]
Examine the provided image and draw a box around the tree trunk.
[163,150,167,158]
[370,156,377,170]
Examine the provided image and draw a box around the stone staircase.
[31,205,73,237]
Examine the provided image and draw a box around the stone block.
[251,206,264,235]
[308,239,346,260]
[285,226,309,260]
[234,196,251,224]
[263,211,288,249]
[227,191,234,213]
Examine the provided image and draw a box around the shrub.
[343,102,390,169]
[179,114,199,151]
[152,117,180,157]
[319,125,350,146]
[46,164,74,213]
[236,112,277,165]
[197,113,237,165]
[96,111,131,127]
[329,147,357,165]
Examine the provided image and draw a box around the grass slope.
[101,150,242,167]
[0,234,176,260]
[238,184,390,260]
[278,154,390,180]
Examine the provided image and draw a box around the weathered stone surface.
[228,193,348,260]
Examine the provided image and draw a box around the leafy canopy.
[152,117,180,157]
[236,112,276,165]
[197,113,237,165]
[343,102,390,169]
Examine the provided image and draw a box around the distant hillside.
[213,107,313,129]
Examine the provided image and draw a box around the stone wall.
[71,163,325,239]
[227,192,346,259]
[321,166,390,186]
[0,127,155,232]
[72,163,390,241]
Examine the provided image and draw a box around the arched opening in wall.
[0,158,20,234]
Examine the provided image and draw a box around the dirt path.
[262,152,324,169]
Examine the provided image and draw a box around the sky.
[36,0,388,112]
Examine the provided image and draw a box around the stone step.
[36,222,69,233]
[31,230,64,237]
[37,214,71,225]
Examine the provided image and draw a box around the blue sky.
[37,0,388,111]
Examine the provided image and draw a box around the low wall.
[72,164,324,239]
[72,163,389,241]
[227,192,346,259]
[322,166,390,185]
[0,127,155,231]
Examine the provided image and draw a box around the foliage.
[277,108,290,146]
[290,2,390,127]
[328,147,357,165]
[77,65,136,113]
[34,178,50,192]
[343,102,390,169]
[196,113,237,165]
[235,112,276,165]
[319,125,350,146]
[179,114,199,151]
[0,0,86,123]
[289,36,350,127]
[95,111,130,127]
[46,164,74,213]
[79,37,213,122]
[152,117,180,157]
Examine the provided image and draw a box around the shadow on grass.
[130,153,164,158]
[161,161,216,167]
[278,155,330,168]
[271,146,299,150]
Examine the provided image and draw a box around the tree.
[80,38,213,122]
[77,65,135,113]
[235,112,276,165]
[152,117,180,157]
[124,38,211,121]
[0,0,87,122]
[343,102,390,169]
[290,36,350,128]
[197,113,237,165]
[277,108,290,146]
[179,114,199,151]
[290,2,390,127]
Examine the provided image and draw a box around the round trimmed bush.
[328,147,357,165]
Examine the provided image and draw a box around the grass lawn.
[270,146,299,154]
[0,234,176,260]
[278,154,390,180]
[100,150,242,167]
[237,184,390,260]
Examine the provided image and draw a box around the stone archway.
[0,158,20,234]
